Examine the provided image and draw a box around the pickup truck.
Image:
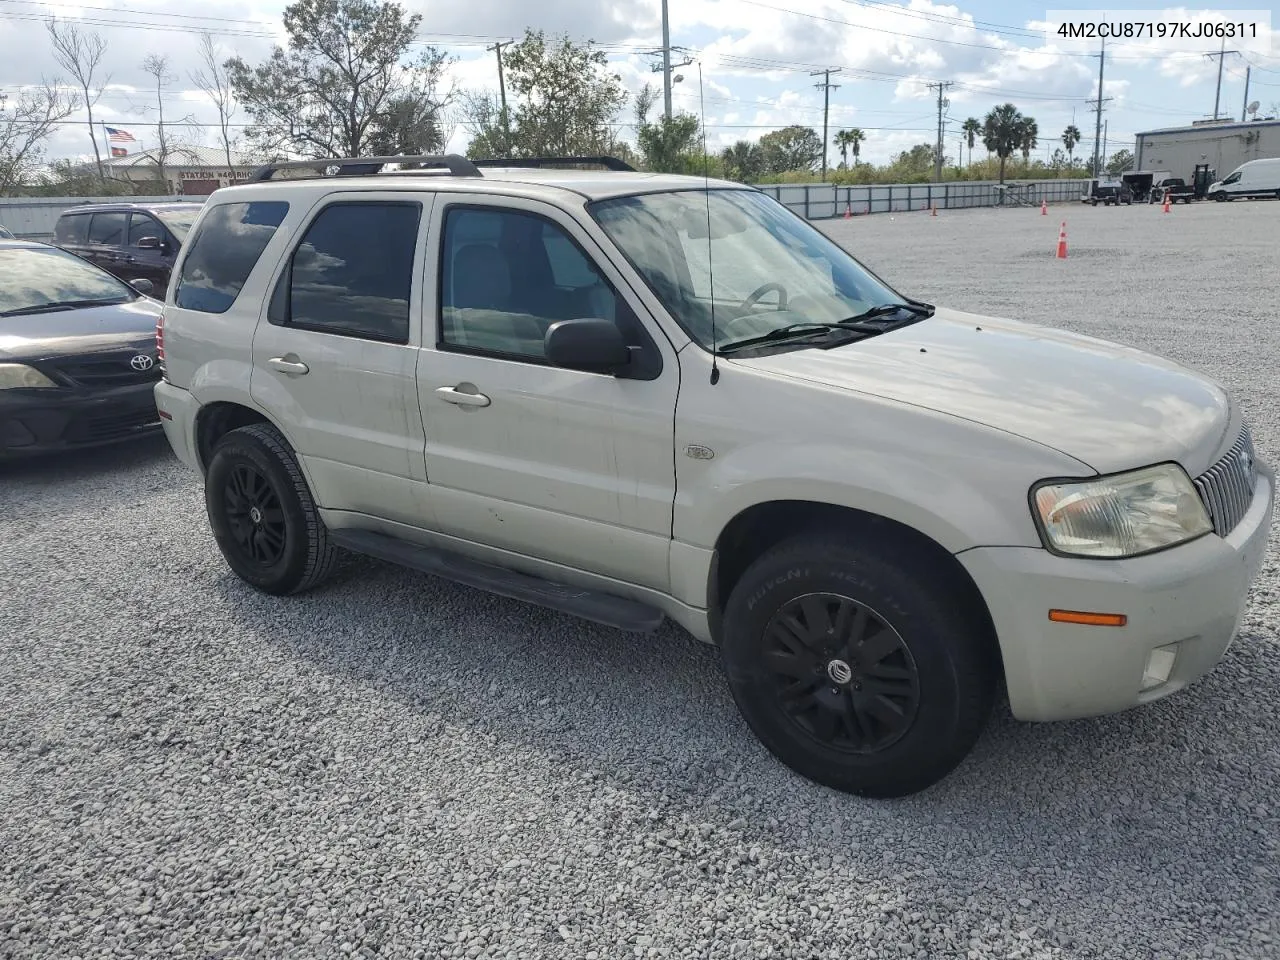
[1150,177,1195,204]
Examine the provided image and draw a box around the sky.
[3,0,1280,168]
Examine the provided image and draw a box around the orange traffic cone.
[930,204,937,217]
[1162,191,1171,213]
[1055,221,1068,259]
[844,203,852,219]
[1040,199,1048,215]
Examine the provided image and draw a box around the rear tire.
[205,423,338,595]
[720,535,997,798]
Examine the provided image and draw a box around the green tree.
[720,140,763,182]
[227,0,452,159]
[833,128,865,169]
[758,125,822,175]
[1106,148,1134,175]
[1,84,79,196]
[1018,117,1038,170]
[961,117,981,168]
[633,82,701,172]
[1061,124,1081,170]
[499,30,627,157]
[982,103,1025,183]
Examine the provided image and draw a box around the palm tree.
[961,117,981,168]
[1019,118,1038,170]
[982,103,1025,183]
[1062,124,1081,170]
[833,128,865,169]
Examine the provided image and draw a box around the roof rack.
[247,154,482,183]
[470,156,636,172]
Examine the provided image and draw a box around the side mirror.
[544,318,632,375]
[136,235,162,250]
[129,277,154,296]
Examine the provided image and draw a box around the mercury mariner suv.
[154,154,1274,798]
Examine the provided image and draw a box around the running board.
[330,529,666,633]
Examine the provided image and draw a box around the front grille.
[43,351,161,388]
[1194,426,1257,536]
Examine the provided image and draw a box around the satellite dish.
[1247,100,1260,116]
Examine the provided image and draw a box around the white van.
[1208,157,1280,201]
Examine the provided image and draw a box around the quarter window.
[175,201,289,314]
[54,214,90,245]
[278,202,421,343]
[439,207,622,360]
[87,212,127,246]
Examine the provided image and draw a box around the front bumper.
[0,382,161,459]
[961,466,1274,722]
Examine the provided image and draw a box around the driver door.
[416,196,680,592]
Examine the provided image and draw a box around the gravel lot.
[2,198,1278,960]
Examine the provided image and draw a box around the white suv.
[155,154,1274,797]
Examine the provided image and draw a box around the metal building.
[1133,119,1280,181]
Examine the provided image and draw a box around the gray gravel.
[2,198,1278,960]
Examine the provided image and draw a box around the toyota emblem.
[130,354,154,371]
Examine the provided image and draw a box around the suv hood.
[0,298,162,361]
[733,307,1232,476]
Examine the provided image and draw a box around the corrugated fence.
[0,179,1088,239]
[0,196,206,241]
[756,179,1086,218]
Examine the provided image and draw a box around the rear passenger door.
[250,193,434,528]
[84,211,128,278]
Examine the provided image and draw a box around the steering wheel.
[740,282,788,312]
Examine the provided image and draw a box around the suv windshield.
[0,246,135,316]
[154,206,200,241]
[589,189,909,351]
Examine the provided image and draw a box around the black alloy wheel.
[763,593,921,754]
[222,463,287,568]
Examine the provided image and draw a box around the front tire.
[720,536,997,798]
[205,423,338,595]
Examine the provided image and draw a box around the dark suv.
[53,202,203,294]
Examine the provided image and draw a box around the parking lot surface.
[2,199,1277,960]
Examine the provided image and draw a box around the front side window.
[0,247,134,316]
[128,214,164,247]
[87,212,127,246]
[1223,171,1242,185]
[440,206,622,360]
[54,214,90,245]
[175,201,289,314]
[282,202,421,343]
[590,189,906,351]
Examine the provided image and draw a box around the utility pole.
[811,68,841,182]
[1207,39,1239,120]
[1242,66,1251,121]
[926,80,953,183]
[1091,37,1106,177]
[487,41,512,149]
[1102,119,1108,172]
[661,0,672,120]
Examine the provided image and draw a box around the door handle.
[435,385,490,407]
[267,357,310,376]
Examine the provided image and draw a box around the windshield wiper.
[0,297,130,317]
[716,322,845,354]
[838,301,935,326]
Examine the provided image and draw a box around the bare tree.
[139,54,196,193]
[47,19,110,187]
[189,33,236,172]
[0,83,80,195]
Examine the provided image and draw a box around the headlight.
[0,363,57,389]
[1032,464,1211,558]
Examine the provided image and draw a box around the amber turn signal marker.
[1048,609,1127,627]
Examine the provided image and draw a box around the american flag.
[105,126,136,144]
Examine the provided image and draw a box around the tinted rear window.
[55,213,91,245]
[175,201,289,313]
